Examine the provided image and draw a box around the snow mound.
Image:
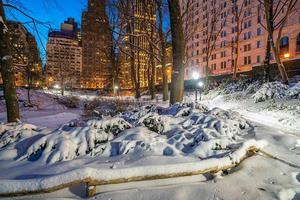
[87,117,132,136]
[21,126,112,164]
[0,105,252,164]
[137,112,172,134]
[0,123,38,149]
[15,118,131,164]
[288,82,300,99]
[252,82,289,103]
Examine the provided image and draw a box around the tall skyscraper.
[46,18,82,88]
[181,0,300,80]
[81,0,112,89]
[120,0,157,90]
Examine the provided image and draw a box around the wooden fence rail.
[0,146,260,198]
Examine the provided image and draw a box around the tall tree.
[231,0,247,80]
[157,0,169,101]
[168,0,185,104]
[202,0,226,88]
[259,0,298,84]
[0,0,20,122]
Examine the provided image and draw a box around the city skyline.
[4,0,87,63]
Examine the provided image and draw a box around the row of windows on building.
[190,33,300,67]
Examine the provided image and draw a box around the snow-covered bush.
[137,112,171,134]
[18,118,131,164]
[288,82,300,99]
[87,117,132,136]
[57,96,80,108]
[0,123,38,149]
[245,81,262,95]
[21,126,112,164]
[222,80,249,94]
[252,81,289,103]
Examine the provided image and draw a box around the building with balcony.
[181,0,300,80]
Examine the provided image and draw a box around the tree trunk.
[158,0,168,101]
[168,0,185,104]
[0,1,20,122]
[149,44,155,100]
[270,40,289,84]
[264,36,271,82]
[263,0,289,84]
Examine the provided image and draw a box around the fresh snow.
[0,81,299,200]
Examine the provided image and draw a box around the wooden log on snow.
[0,146,260,198]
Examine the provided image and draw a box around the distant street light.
[198,81,204,88]
[284,53,290,58]
[192,71,201,102]
[198,81,204,101]
[192,71,200,80]
[114,85,120,96]
[54,84,60,89]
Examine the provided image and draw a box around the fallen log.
[0,140,266,198]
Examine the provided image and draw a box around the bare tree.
[168,0,185,104]
[157,0,169,101]
[202,0,227,88]
[231,0,247,80]
[0,0,20,122]
[259,0,298,84]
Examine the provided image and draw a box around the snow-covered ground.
[0,89,82,128]
[0,82,299,200]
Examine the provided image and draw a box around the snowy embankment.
[0,103,266,195]
[195,81,300,135]
[0,89,81,128]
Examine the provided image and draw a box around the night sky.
[4,0,87,62]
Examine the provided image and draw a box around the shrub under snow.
[252,81,289,103]
[0,123,38,149]
[288,82,300,99]
[0,103,252,164]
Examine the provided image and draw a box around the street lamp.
[192,71,201,102]
[54,84,60,89]
[114,85,119,96]
[192,71,200,80]
[284,53,290,58]
[198,81,204,101]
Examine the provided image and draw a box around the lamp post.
[198,81,204,101]
[192,71,200,102]
[114,85,119,97]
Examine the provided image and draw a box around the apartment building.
[181,0,300,80]
[46,18,82,88]
[0,21,42,87]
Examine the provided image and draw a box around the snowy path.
[0,109,81,129]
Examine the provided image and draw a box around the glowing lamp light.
[53,84,60,89]
[283,53,290,58]
[114,86,119,90]
[192,72,200,80]
[198,81,204,88]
